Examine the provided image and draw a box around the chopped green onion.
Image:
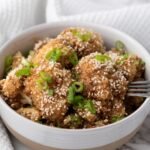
[67,86,75,104]
[36,78,53,96]
[36,78,44,89]
[46,48,62,62]
[67,82,84,105]
[111,115,124,123]
[36,71,53,95]
[32,63,39,68]
[72,71,80,80]
[68,51,78,66]
[4,55,13,76]
[39,71,52,83]
[70,114,82,125]
[139,59,145,65]
[122,53,129,59]
[117,53,129,65]
[72,82,84,93]
[84,100,96,114]
[82,32,92,42]
[72,30,92,42]
[115,40,125,50]
[16,67,31,77]
[74,95,84,104]
[95,54,111,63]
[47,89,54,96]
[21,59,31,67]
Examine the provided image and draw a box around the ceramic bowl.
[0,21,150,150]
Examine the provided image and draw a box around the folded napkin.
[0,0,150,149]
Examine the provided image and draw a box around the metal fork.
[127,81,150,97]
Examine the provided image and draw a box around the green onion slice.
[46,48,62,62]
[72,82,84,93]
[67,86,75,104]
[70,114,82,125]
[72,29,92,42]
[84,100,96,114]
[36,71,53,95]
[4,55,13,76]
[16,67,31,77]
[74,95,84,104]
[111,115,124,123]
[47,89,54,96]
[139,59,145,65]
[115,40,125,50]
[117,53,129,65]
[39,71,52,83]
[95,54,111,63]
[69,51,78,66]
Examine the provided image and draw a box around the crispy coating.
[57,27,105,58]
[1,68,22,98]
[63,114,83,129]
[75,52,129,120]
[111,99,126,117]
[75,52,114,101]
[116,54,144,81]
[17,107,41,121]
[0,52,27,98]
[31,39,76,68]
[76,107,97,122]
[110,71,128,98]
[24,62,72,121]
[12,52,24,69]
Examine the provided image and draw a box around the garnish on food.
[4,55,13,76]
[72,29,92,42]
[46,48,62,62]
[95,54,111,63]
[115,40,125,51]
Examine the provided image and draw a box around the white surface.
[0,22,150,150]
[0,0,150,149]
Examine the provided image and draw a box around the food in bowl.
[0,27,145,129]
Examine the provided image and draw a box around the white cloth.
[0,0,150,149]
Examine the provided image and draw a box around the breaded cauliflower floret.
[116,54,144,81]
[1,52,28,98]
[57,27,105,58]
[75,52,113,101]
[17,107,41,121]
[1,68,22,98]
[32,39,76,68]
[24,62,72,121]
[75,52,129,101]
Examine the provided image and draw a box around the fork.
[127,81,150,97]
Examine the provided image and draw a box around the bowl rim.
[0,20,150,133]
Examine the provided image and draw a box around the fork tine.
[128,88,150,92]
[130,81,150,85]
[127,93,150,97]
[129,84,150,88]
[128,81,150,97]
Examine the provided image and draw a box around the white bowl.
[0,21,150,150]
